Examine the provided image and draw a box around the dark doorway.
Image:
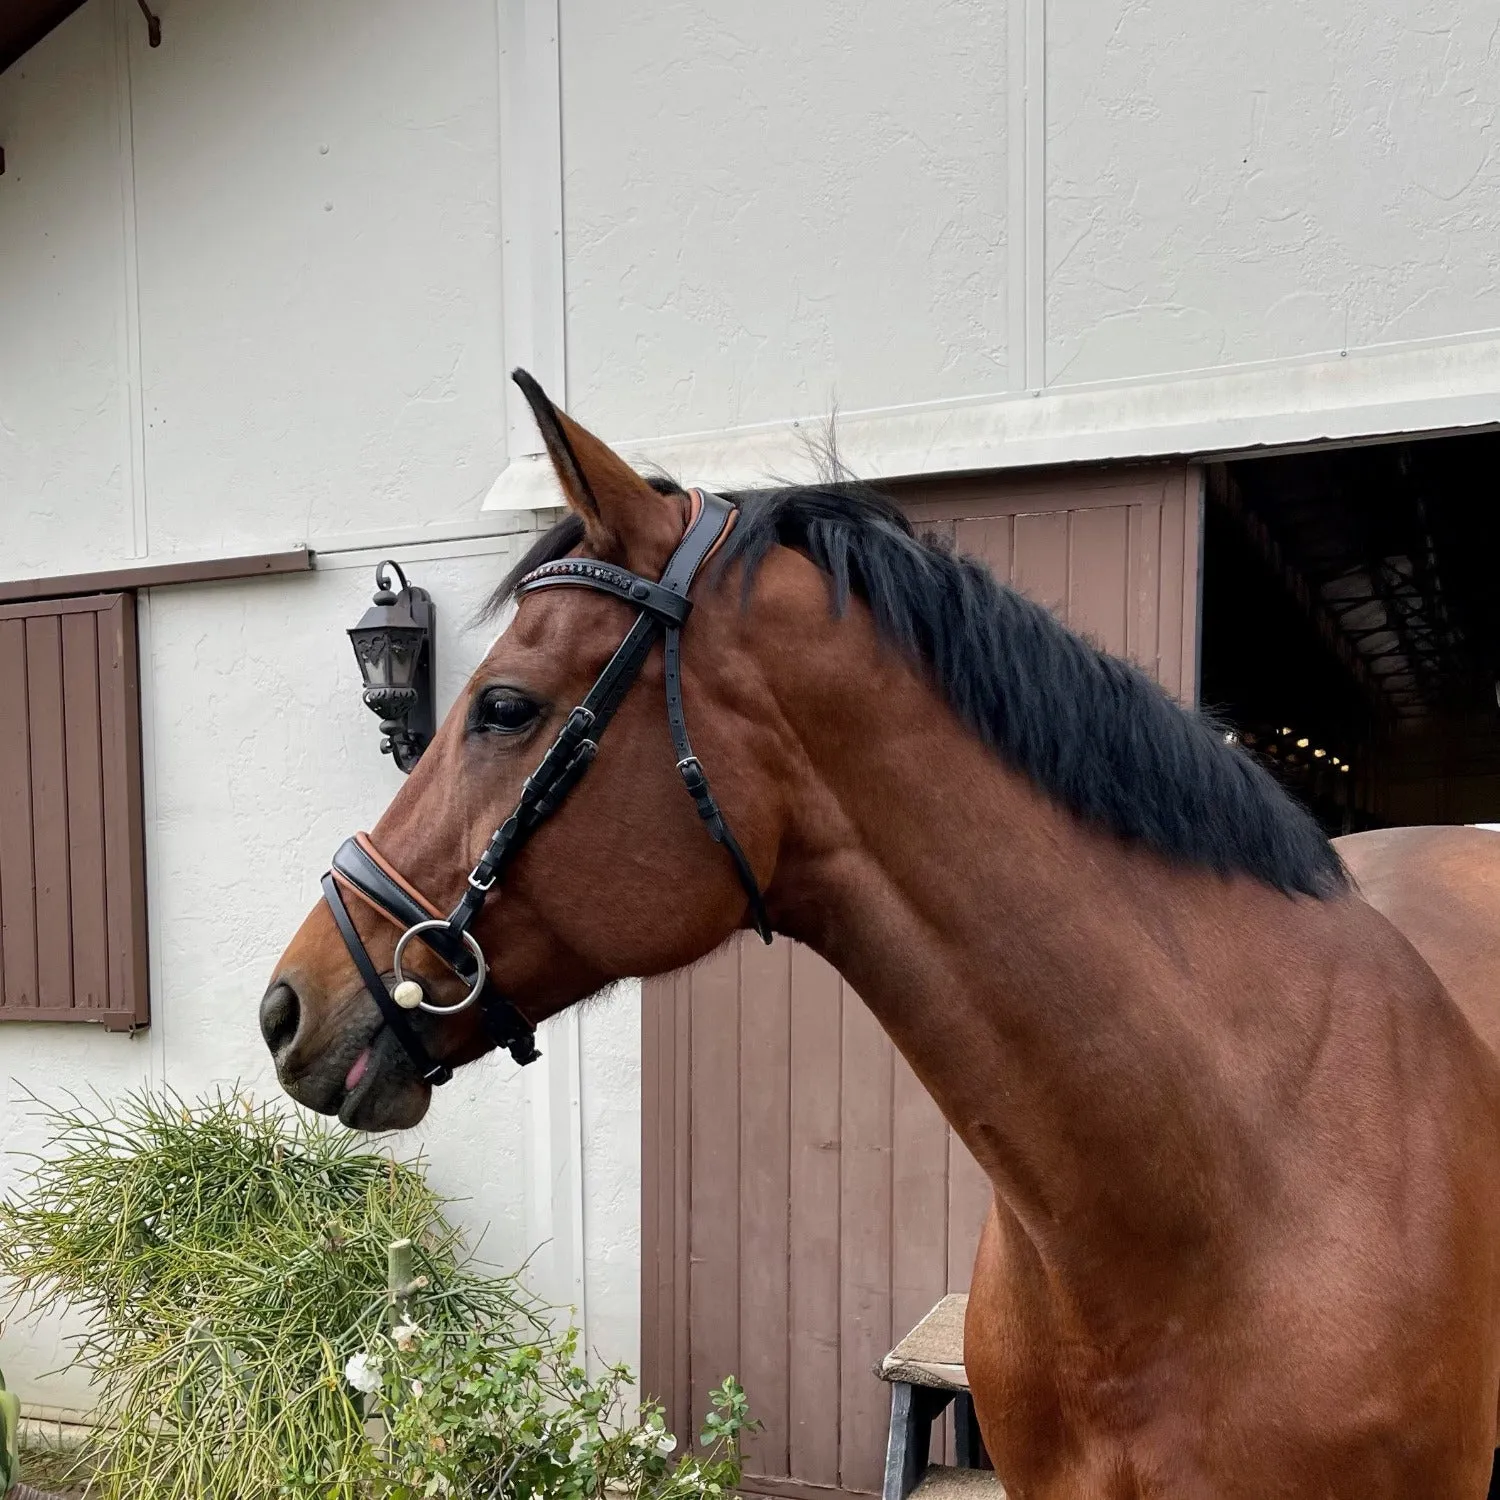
[1201,432,1500,836]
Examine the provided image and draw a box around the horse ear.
[512,369,682,566]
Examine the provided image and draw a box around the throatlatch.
[323,489,772,1086]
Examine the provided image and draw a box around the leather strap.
[516,558,691,626]
[322,872,452,1086]
[665,623,773,943]
[353,832,445,918]
[657,492,772,940]
[660,490,734,593]
[330,838,539,1066]
[334,839,446,946]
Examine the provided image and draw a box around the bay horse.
[263,374,1500,1498]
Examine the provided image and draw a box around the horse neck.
[767,628,1340,1302]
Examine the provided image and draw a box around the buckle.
[677,756,707,792]
[467,868,497,893]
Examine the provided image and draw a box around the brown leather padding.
[691,487,739,570]
[330,831,446,933]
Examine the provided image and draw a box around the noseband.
[321,489,772,1086]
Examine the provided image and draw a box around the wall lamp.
[348,560,435,774]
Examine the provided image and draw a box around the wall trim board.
[0,549,314,604]
[497,0,567,458]
[484,331,1500,510]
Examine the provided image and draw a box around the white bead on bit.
[392,980,424,1011]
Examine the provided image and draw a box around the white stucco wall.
[559,0,1010,439]
[0,0,638,1414]
[489,0,1500,508]
[1044,0,1500,386]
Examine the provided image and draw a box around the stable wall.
[0,0,638,1414]
[492,0,1500,504]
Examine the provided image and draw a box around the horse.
[1335,825,1500,1060]
[262,373,1500,1498]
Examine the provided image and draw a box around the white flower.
[410,1379,424,1399]
[391,1315,422,1352]
[344,1351,382,1395]
[656,1433,677,1456]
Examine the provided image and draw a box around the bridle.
[320,489,772,1086]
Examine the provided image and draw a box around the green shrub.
[0,1089,751,1500]
[361,1321,753,1500]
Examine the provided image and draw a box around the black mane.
[489,480,1347,899]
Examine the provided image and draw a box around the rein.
[321,489,773,1086]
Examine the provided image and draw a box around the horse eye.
[477,691,539,735]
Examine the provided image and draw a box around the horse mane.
[487,477,1347,900]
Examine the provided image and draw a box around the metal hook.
[373,559,411,597]
[136,0,161,48]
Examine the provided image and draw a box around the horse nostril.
[260,981,301,1056]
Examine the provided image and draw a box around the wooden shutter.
[642,464,1202,1498]
[0,593,148,1029]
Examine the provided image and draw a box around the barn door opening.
[642,464,1202,1498]
[1202,433,1500,832]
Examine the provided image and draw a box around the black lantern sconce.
[348,561,435,774]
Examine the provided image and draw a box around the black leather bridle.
[321,489,772,1086]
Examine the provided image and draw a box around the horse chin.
[339,1080,430,1132]
[337,1043,433,1132]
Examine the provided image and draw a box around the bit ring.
[392,920,486,1014]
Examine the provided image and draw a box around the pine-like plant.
[0,1089,543,1500]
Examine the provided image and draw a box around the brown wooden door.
[642,465,1201,1498]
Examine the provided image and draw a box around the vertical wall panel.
[837,985,895,1495]
[95,594,149,1027]
[688,948,741,1435]
[62,612,109,1012]
[738,938,793,1477]
[640,956,665,1405]
[25,615,72,1012]
[953,515,1013,580]
[642,464,1201,1497]
[890,1064,950,1354]
[1012,511,1070,616]
[1126,502,1163,680]
[787,946,843,1488]
[0,620,37,1010]
[1068,505,1131,648]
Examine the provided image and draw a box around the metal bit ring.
[392,920,487,1014]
